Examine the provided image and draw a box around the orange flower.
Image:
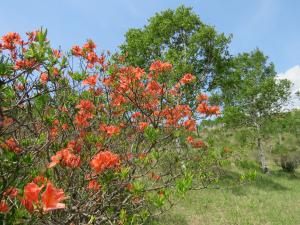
[20,198,34,213]
[71,45,83,56]
[14,59,36,70]
[138,122,149,131]
[83,40,96,52]
[90,151,120,173]
[61,123,69,130]
[41,183,66,212]
[1,32,21,50]
[82,74,98,86]
[53,68,59,76]
[0,200,9,213]
[99,124,120,137]
[52,49,61,58]
[180,73,196,84]
[3,187,18,199]
[149,61,172,73]
[4,137,21,153]
[76,100,95,112]
[16,83,25,91]
[2,117,13,127]
[87,180,101,191]
[40,72,48,84]
[197,93,208,102]
[183,119,196,131]
[24,182,43,203]
[33,175,48,185]
[48,148,81,168]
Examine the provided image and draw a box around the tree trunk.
[278,133,283,145]
[257,136,268,173]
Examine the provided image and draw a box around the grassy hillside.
[155,110,300,224]
[156,166,300,225]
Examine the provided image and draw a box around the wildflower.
[24,182,43,203]
[82,74,98,86]
[3,187,18,199]
[87,180,101,191]
[0,200,9,213]
[41,183,66,212]
[180,73,196,84]
[90,151,120,173]
[149,61,172,72]
[40,73,48,84]
[71,45,83,56]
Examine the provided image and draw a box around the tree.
[119,6,231,104]
[221,49,291,173]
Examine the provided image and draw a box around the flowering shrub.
[0,29,222,224]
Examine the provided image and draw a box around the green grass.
[155,167,300,225]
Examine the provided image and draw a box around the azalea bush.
[0,29,223,224]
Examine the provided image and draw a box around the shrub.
[0,29,223,224]
[278,154,300,173]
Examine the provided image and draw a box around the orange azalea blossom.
[33,175,48,185]
[41,183,67,212]
[24,182,44,203]
[138,122,149,131]
[61,123,69,130]
[74,112,94,128]
[183,119,196,131]
[71,45,83,56]
[1,116,13,127]
[52,49,61,58]
[86,52,98,64]
[14,59,36,70]
[87,180,101,191]
[90,151,120,173]
[191,140,205,148]
[20,198,34,213]
[99,124,120,137]
[131,112,142,119]
[82,74,98,86]
[83,40,96,52]
[197,102,220,116]
[126,183,133,191]
[1,32,21,50]
[150,172,161,181]
[76,99,95,112]
[3,187,18,199]
[0,200,9,213]
[186,136,205,148]
[197,93,208,102]
[40,72,48,84]
[16,83,25,91]
[50,127,59,140]
[4,137,21,153]
[53,68,59,76]
[146,80,161,93]
[149,60,172,73]
[48,148,81,168]
[180,73,196,84]
[110,94,127,107]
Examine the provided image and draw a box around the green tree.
[119,6,231,98]
[221,49,291,173]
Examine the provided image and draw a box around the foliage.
[119,6,231,107]
[220,49,291,172]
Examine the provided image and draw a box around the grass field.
[156,166,300,225]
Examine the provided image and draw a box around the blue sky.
[1,0,299,106]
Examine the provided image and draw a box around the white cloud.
[278,65,300,109]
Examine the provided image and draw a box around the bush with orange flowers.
[0,29,223,224]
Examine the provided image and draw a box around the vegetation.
[0,5,298,225]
